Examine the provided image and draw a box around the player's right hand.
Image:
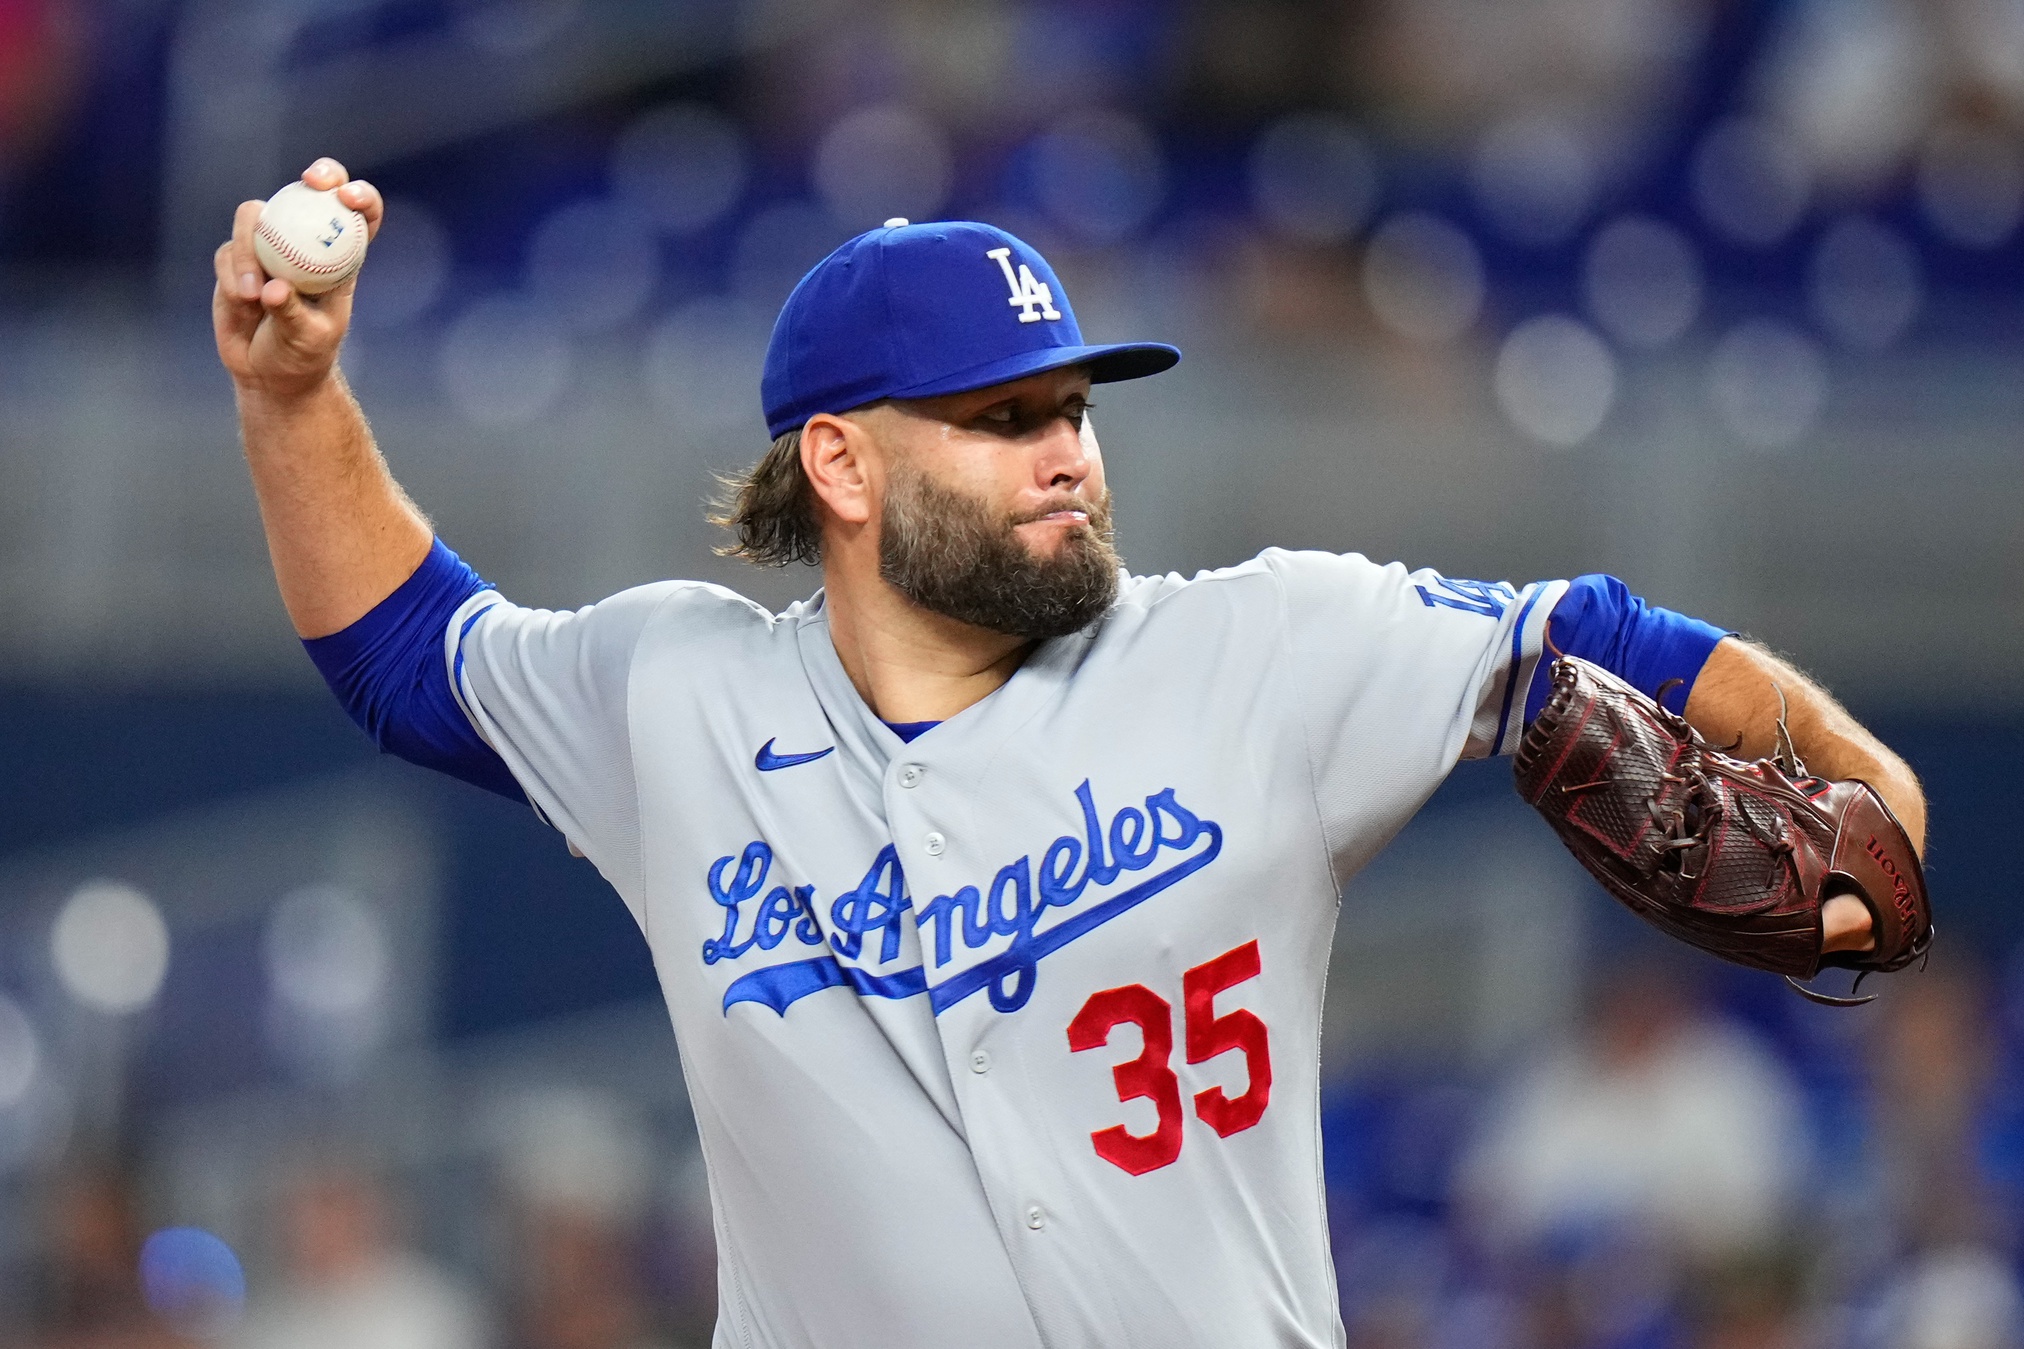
[212,158,383,400]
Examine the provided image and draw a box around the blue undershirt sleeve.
[301,539,525,801]
[1524,574,1732,724]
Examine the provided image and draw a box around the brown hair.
[711,429,821,567]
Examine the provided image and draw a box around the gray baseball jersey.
[446,549,1567,1349]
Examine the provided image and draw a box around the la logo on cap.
[987,247,1061,324]
[758,218,1177,438]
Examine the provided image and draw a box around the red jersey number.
[1184,939,1272,1136]
[1067,940,1272,1175]
[1065,984,1185,1175]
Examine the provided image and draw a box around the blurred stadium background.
[1,0,2022,1343]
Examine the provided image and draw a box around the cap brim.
[886,341,1181,402]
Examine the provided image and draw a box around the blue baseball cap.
[761,219,1180,438]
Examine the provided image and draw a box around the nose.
[1030,413,1092,492]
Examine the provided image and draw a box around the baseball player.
[212,160,1922,1348]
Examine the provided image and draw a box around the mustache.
[1008,493,1113,529]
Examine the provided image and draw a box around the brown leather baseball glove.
[1513,655,1931,1005]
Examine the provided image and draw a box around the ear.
[800,412,878,527]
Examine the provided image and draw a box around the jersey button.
[1026,1206,1045,1231]
[970,1050,990,1074]
[924,832,946,857]
[899,765,923,788]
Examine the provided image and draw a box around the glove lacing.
[1548,659,1920,1009]
[1643,677,1800,901]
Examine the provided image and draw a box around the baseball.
[253,181,369,295]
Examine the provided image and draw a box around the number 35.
[1065,940,1272,1176]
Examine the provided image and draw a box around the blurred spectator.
[1674,1247,1808,1349]
[1348,0,1713,143]
[1871,963,2003,1246]
[227,1165,488,1349]
[1457,961,1807,1260]
[1762,0,2024,194]
[490,1087,683,1349]
[1862,964,2024,1349]
[27,1165,180,1349]
[1172,0,1346,122]
[512,1204,673,1349]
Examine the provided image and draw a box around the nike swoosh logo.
[755,739,836,772]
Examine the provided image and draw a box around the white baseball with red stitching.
[253,181,369,296]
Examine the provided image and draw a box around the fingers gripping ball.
[253,182,368,295]
[1514,656,1932,1006]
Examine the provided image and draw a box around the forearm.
[1683,636,1926,854]
[238,370,433,638]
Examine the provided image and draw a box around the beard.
[878,460,1122,640]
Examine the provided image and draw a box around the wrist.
[235,366,346,419]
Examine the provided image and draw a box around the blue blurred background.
[1,0,2022,1344]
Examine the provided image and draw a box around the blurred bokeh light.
[1692,117,1814,248]
[1249,113,1380,244]
[1582,216,1704,349]
[1494,315,1618,448]
[1706,317,1830,450]
[812,104,954,231]
[440,295,573,425]
[1362,213,1486,345]
[52,882,170,1016]
[610,103,751,236]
